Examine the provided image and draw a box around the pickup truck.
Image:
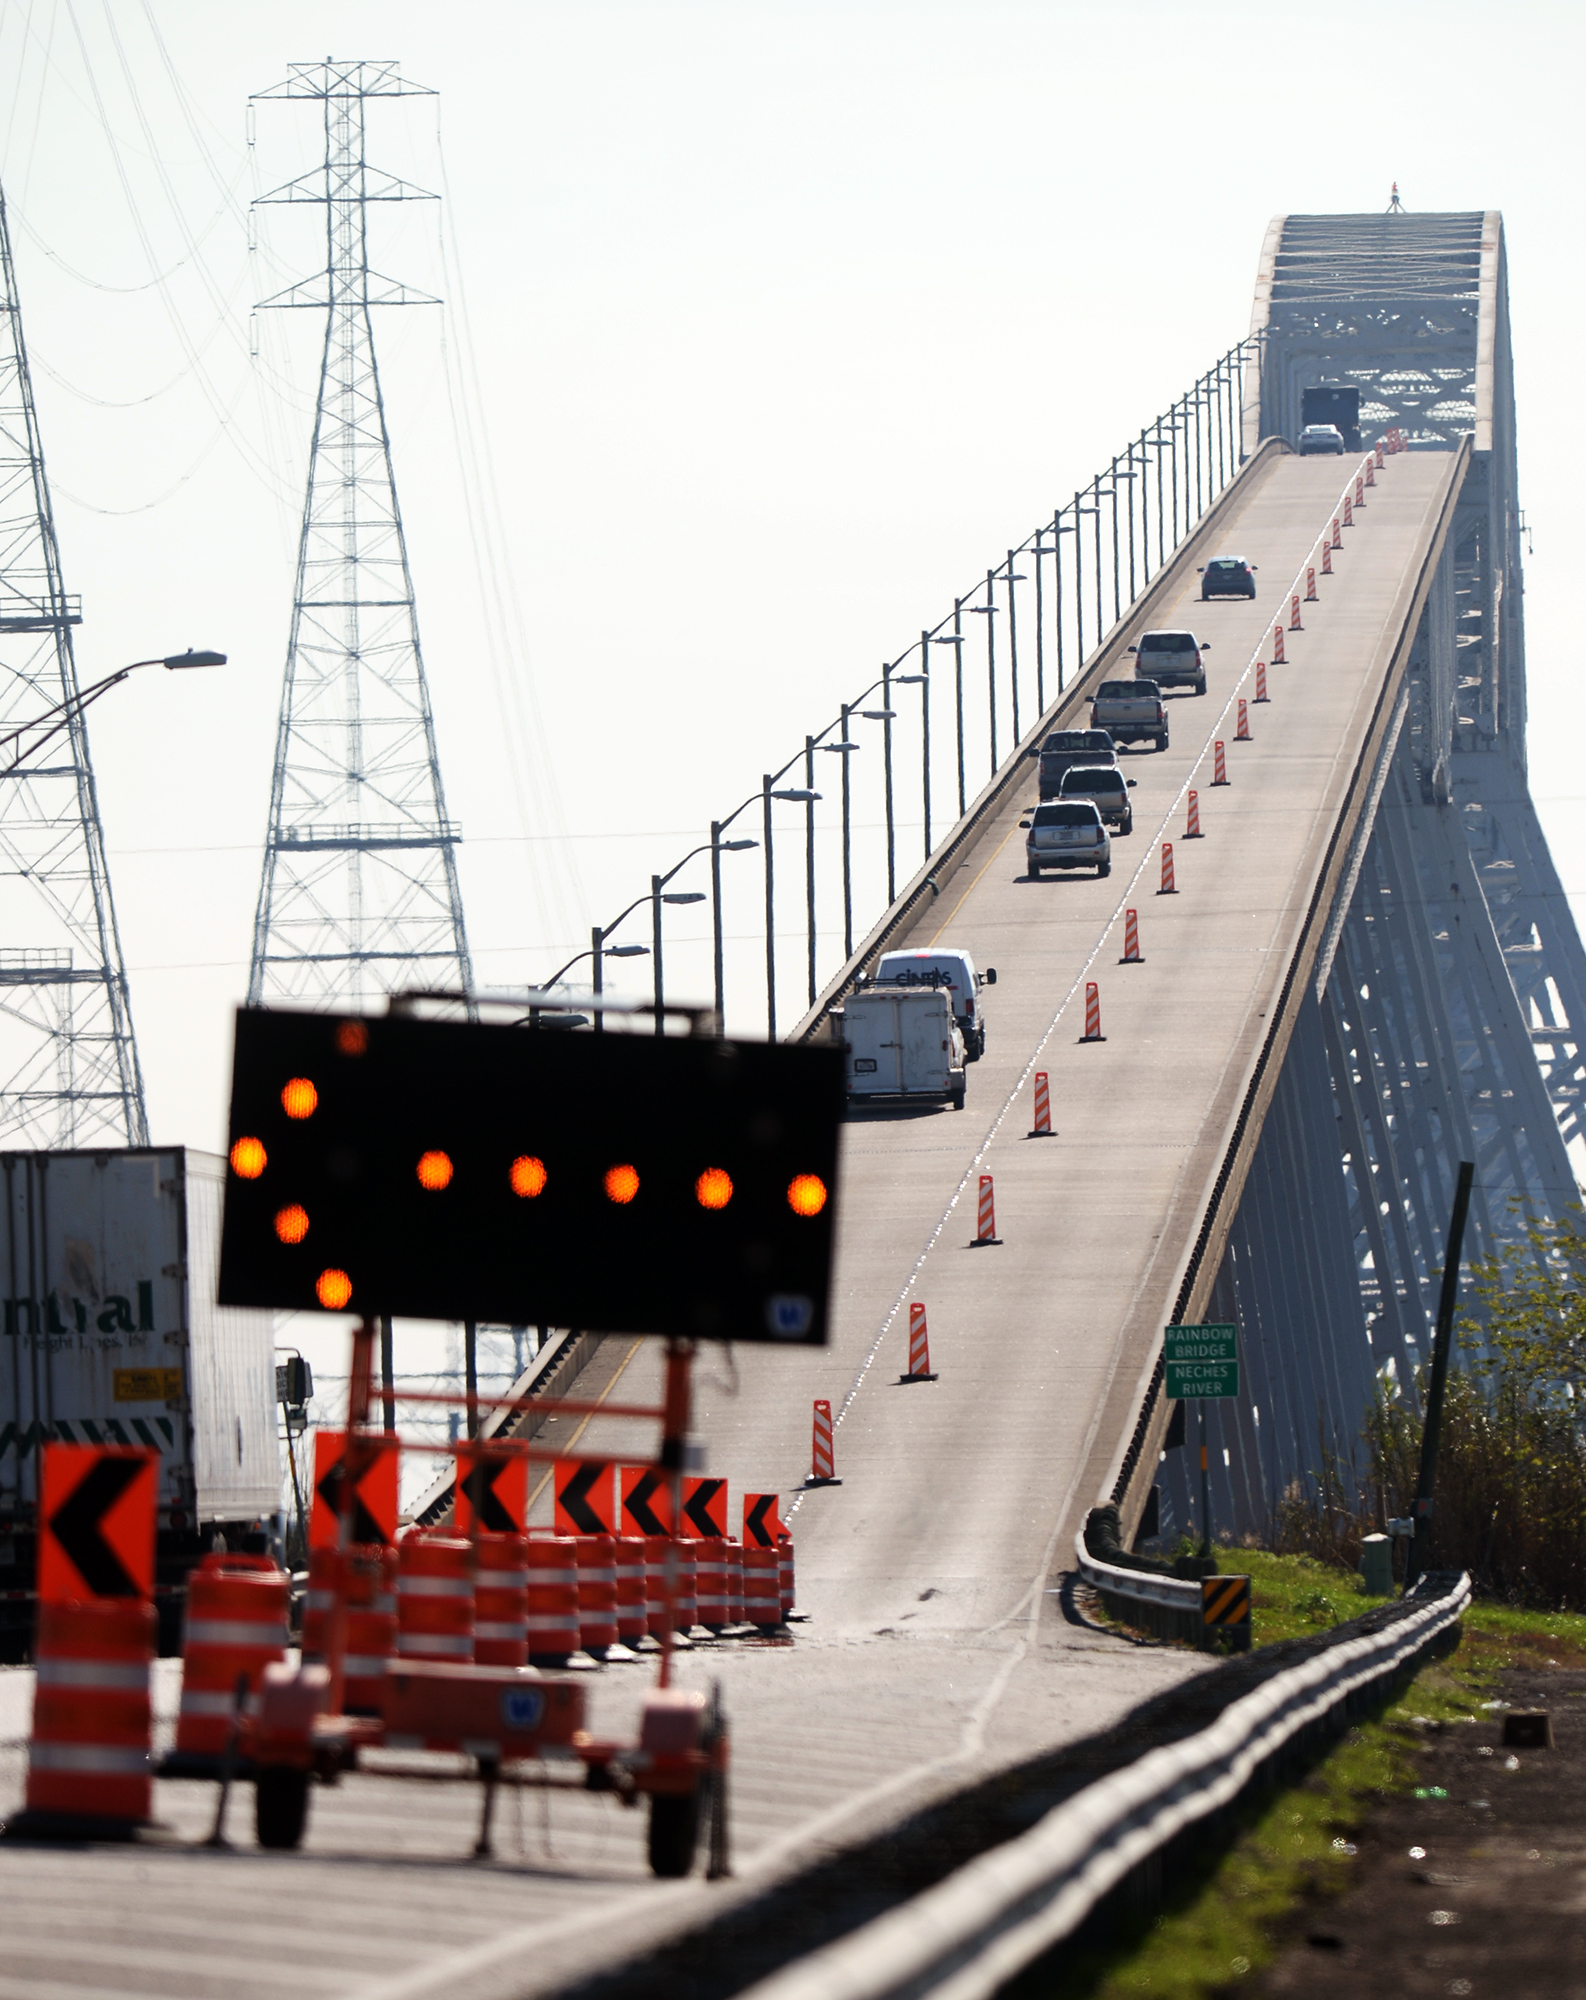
[837,984,966,1110]
[1036,728,1117,801]
[1090,679,1167,751]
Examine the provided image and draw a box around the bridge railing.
[566,335,1265,1039]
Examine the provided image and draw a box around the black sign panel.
[218,1008,841,1345]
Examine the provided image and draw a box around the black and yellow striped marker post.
[1201,1573,1251,1652]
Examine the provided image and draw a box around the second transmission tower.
[248,60,472,1010]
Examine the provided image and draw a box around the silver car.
[1023,799,1111,878]
[1299,423,1345,456]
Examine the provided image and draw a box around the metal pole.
[1030,554,1045,717]
[591,923,604,1035]
[762,777,776,1040]
[1073,493,1084,671]
[1005,552,1020,749]
[1109,457,1120,630]
[982,574,997,776]
[380,1314,395,1434]
[1198,1402,1211,1559]
[464,1321,478,1440]
[710,822,725,1029]
[1405,1160,1476,1589]
[1156,425,1166,568]
[1091,475,1103,651]
[918,633,932,856]
[840,706,854,958]
[882,661,896,904]
[1127,445,1139,600]
[1053,511,1065,695]
[952,600,964,812]
[804,736,817,1006]
[651,873,664,1036]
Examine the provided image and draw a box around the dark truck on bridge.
[1034,728,1117,800]
[1089,679,1168,752]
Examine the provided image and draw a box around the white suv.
[1023,800,1111,878]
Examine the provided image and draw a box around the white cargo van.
[873,947,996,1061]
[837,985,966,1110]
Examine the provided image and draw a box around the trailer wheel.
[648,1788,701,1878]
[256,1767,310,1851]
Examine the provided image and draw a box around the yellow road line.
[526,1335,645,1514]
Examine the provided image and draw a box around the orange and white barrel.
[26,1597,155,1826]
[526,1535,581,1663]
[299,1542,338,1660]
[396,1533,474,1662]
[777,1533,796,1619]
[615,1535,649,1645]
[724,1540,744,1629]
[742,1546,783,1630]
[576,1533,619,1654]
[344,1546,397,1713]
[175,1552,289,1756]
[671,1538,698,1633]
[644,1534,673,1641]
[473,1532,529,1668]
[695,1538,729,1630]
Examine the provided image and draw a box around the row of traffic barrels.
[298,1528,796,1698]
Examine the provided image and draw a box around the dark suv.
[1198,556,1257,601]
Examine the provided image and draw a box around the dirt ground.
[1250,1665,1586,1998]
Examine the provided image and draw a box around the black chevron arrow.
[461,1456,516,1534]
[49,1455,144,1598]
[623,1470,669,1538]
[743,1493,778,1548]
[558,1462,611,1536]
[682,1478,725,1540]
[316,1458,386,1546]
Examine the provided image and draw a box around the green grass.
[1037,1553,1586,1998]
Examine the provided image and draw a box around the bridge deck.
[0,448,1461,2000]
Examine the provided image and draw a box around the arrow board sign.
[1164,1322,1239,1400]
[38,1444,157,1603]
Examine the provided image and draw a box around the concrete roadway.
[0,448,1459,2000]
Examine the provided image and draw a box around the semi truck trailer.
[0,1147,280,1657]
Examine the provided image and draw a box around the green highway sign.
[1164,1322,1239,1399]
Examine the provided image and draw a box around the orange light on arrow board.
[510,1154,548,1198]
[604,1163,640,1205]
[230,1135,266,1179]
[281,1076,318,1120]
[695,1167,733,1210]
[316,1268,352,1309]
[336,1020,369,1056]
[274,1204,309,1244]
[415,1150,453,1191]
[786,1173,828,1217]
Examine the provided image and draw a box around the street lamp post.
[894,663,929,863]
[0,647,228,778]
[541,930,649,1034]
[761,778,820,1040]
[821,716,859,960]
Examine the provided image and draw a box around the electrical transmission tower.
[248,61,473,1010]
[0,186,146,1146]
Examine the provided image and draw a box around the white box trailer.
[838,985,966,1109]
[0,1148,280,1656]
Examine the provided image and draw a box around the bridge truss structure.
[247,60,472,1013]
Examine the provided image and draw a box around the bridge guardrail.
[1074,1515,1206,1647]
[738,1570,1471,2000]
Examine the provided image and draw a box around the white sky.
[1,0,1582,1177]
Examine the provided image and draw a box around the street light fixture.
[0,647,228,779]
